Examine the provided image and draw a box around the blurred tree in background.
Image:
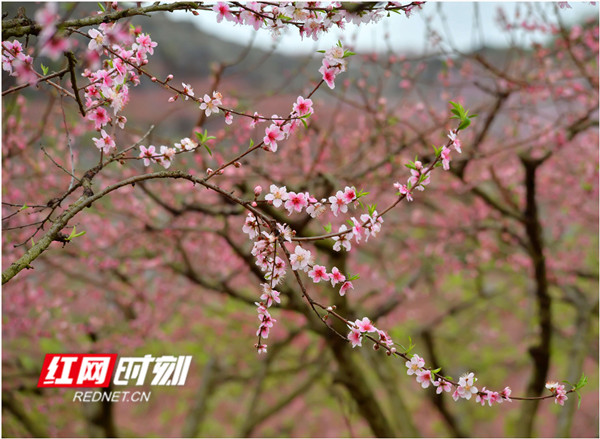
[2,2,598,437]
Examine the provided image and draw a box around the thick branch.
[181,358,220,438]
[422,329,468,438]
[2,2,207,39]
[2,392,50,438]
[2,170,264,284]
[328,337,398,438]
[555,287,594,436]
[515,156,552,437]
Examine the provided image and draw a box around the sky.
[170,2,598,55]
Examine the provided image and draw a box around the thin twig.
[65,51,85,116]
[1,67,69,96]
[59,95,77,190]
[41,146,80,182]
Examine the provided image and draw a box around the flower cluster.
[2,40,36,86]
[35,3,71,60]
[286,242,354,296]
[2,4,75,84]
[475,387,512,406]
[172,46,339,154]
[393,160,432,202]
[347,317,395,350]
[453,372,479,400]
[255,299,276,354]
[83,23,157,133]
[242,216,292,353]
[306,262,353,294]
[392,129,463,200]
[319,45,348,89]
[262,94,313,153]
[92,130,116,155]
[211,2,420,40]
[404,354,513,406]
[546,381,569,406]
[265,184,359,217]
[331,211,384,252]
[441,129,462,170]
[138,137,199,168]
[199,91,222,117]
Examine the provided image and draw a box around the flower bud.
[151,76,157,82]
[373,343,380,351]
[254,185,262,197]
[206,168,213,175]
[234,161,242,168]
[166,74,173,82]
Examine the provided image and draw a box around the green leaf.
[66,226,86,241]
[405,336,416,354]
[431,367,442,374]
[324,223,332,233]
[449,100,465,116]
[301,118,308,129]
[348,274,360,281]
[204,144,212,156]
[41,63,48,76]
[368,204,377,216]
[343,50,356,58]
[316,50,326,53]
[387,116,399,126]
[346,219,354,227]
[356,189,370,198]
[575,373,588,390]
[249,139,254,148]
[97,2,106,12]
[458,119,471,131]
